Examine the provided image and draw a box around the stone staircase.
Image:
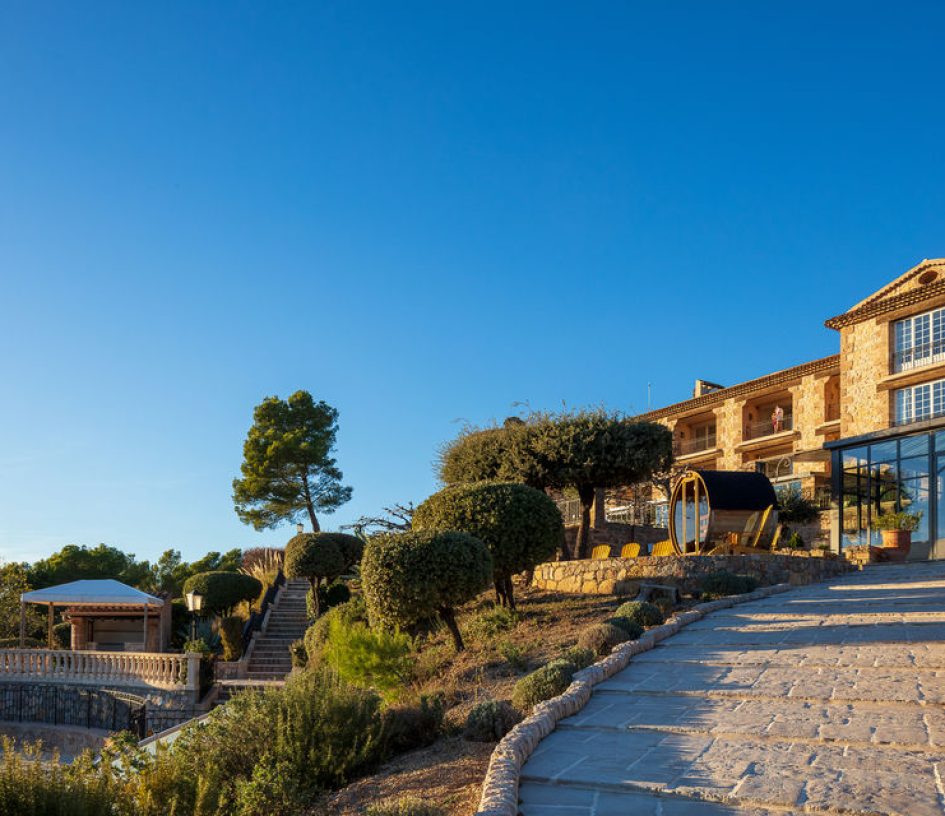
[244,578,310,681]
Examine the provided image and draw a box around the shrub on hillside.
[182,571,262,617]
[466,606,519,641]
[284,534,346,616]
[463,699,522,742]
[290,638,308,669]
[699,571,758,600]
[361,531,492,652]
[305,580,351,620]
[324,617,413,701]
[615,600,664,628]
[561,645,596,670]
[220,615,244,662]
[577,622,630,656]
[366,799,445,816]
[381,694,446,755]
[603,616,644,640]
[511,658,576,712]
[412,481,563,608]
[52,622,71,649]
[303,596,368,665]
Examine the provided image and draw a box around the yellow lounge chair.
[620,542,640,559]
[591,545,612,560]
[651,540,675,557]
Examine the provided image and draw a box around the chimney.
[693,379,725,398]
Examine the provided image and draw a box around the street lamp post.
[185,590,203,643]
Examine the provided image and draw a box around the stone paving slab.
[519,563,945,815]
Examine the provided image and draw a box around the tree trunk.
[310,577,320,617]
[575,484,596,560]
[439,606,464,652]
[302,476,321,532]
[505,575,516,611]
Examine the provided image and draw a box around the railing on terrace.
[673,434,717,456]
[242,570,286,653]
[893,405,945,427]
[0,649,199,691]
[892,342,945,374]
[744,414,794,440]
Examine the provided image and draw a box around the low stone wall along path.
[519,562,945,816]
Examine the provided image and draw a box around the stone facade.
[532,553,852,596]
[838,318,891,438]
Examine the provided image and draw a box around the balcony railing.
[673,434,717,456]
[744,414,793,440]
[893,405,945,427]
[892,342,945,373]
[0,649,199,691]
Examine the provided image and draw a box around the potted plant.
[874,511,921,554]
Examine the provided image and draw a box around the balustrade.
[0,649,198,691]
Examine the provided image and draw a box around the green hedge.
[511,659,576,712]
[181,571,262,617]
[614,600,664,628]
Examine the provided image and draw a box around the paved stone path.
[519,562,945,816]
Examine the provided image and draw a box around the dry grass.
[313,583,642,815]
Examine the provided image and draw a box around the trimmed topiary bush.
[182,571,263,617]
[413,481,563,609]
[511,658,576,712]
[615,600,664,628]
[699,571,759,600]
[381,694,446,754]
[290,638,308,668]
[361,531,493,652]
[463,699,522,742]
[603,616,644,639]
[284,533,346,616]
[577,622,630,656]
[219,615,244,661]
[303,596,368,665]
[52,622,71,650]
[561,645,596,670]
[305,580,351,620]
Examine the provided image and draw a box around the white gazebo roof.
[21,579,164,607]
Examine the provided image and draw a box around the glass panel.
[842,446,869,469]
[936,431,945,452]
[935,309,945,355]
[896,388,913,424]
[870,440,898,463]
[901,456,929,480]
[902,476,931,560]
[915,314,931,359]
[841,467,868,550]
[935,453,945,559]
[901,434,930,458]
[916,384,932,420]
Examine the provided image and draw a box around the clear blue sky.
[1,2,943,564]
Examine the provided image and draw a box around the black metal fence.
[0,683,147,738]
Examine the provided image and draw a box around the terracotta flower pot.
[880,529,912,550]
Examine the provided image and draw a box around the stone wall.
[532,553,852,596]
[839,318,890,438]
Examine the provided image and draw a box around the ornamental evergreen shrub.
[603,616,644,640]
[561,646,596,670]
[303,596,368,665]
[413,481,563,608]
[381,694,446,754]
[220,615,244,661]
[615,600,664,628]
[52,622,71,649]
[463,699,521,742]
[698,571,758,600]
[284,534,346,616]
[511,658,576,712]
[324,617,413,701]
[182,571,262,617]
[577,622,630,656]
[305,580,351,620]
[361,531,492,652]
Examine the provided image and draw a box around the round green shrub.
[52,622,71,649]
[306,580,352,619]
[699,571,759,600]
[614,600,664,628]
[219,615,244,661]
[290,638,308,668]
[463,699,522,742]
[561,645,596,670]
[577,622,630,656]
[511,658,576,712]
[182,571,262,616]
[284,533,346,596]
[304,596,368,664]
[361,531,493,652]
[603,616,644,640]
[381,694,446,754]
[412,481,563,608]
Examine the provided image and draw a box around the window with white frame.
[893,307,945,371]
[894,378,945,424]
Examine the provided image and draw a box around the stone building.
[632,257,945,558]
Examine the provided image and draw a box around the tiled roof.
[825,278,945,330]
[635,355,840,422]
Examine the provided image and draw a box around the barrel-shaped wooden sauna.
[669,469,779,554]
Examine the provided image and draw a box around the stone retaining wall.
[532,553,851,596]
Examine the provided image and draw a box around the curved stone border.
[473,583,792,816]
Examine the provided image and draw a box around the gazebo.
[20,579,169,652]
